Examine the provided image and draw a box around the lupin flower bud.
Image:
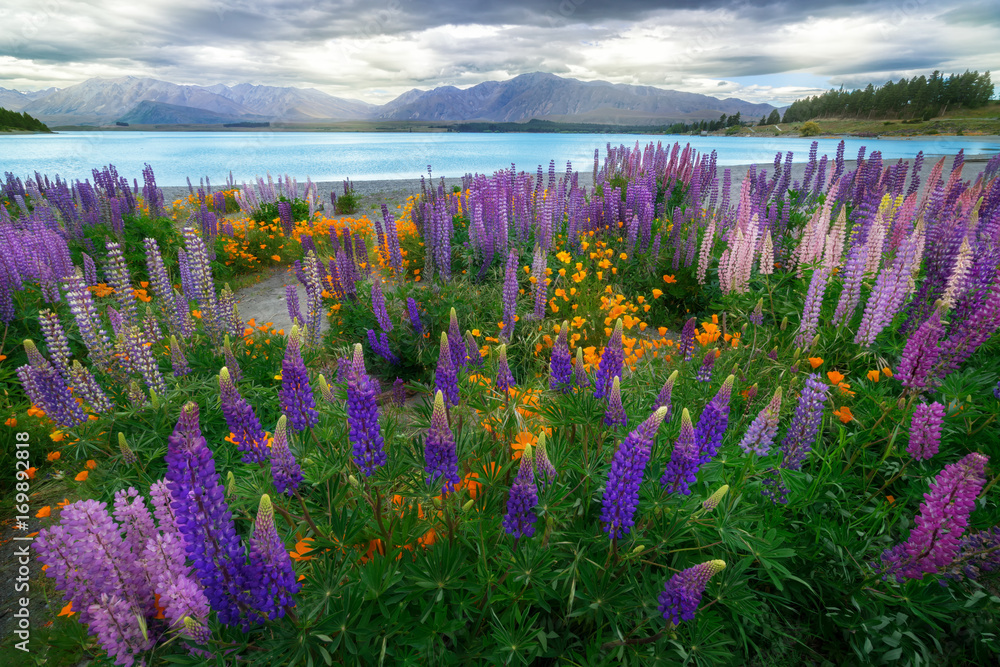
[435,332,460,407]
[118,432,137,465]
[149,387,160,409]
[465,330,482,368]
[170,335,190,377]
[661,408,699,495]
[223,335,242,383]
[601,406,668,538]
[279,325,319,432]
[318,374,334,404]
[573,345,589,389]
[702,485,729,511]
[604,376,627,429]
[739,387,782,456]
[658,560,727,626]
[226,471,236,498]
[424,391,460,494]
[447,307,465,370]
[503,444,538,539]
[270,416,303,495]
[780,316,788,331]
[534,431,556,485]
[654,370,678,420]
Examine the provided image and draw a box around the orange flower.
[57,602,75,617]
[4,417,16,427]
[50,430,64,442]
[288,538,316,562]
[85,459,97,470]
[807,357,823,369]
[36,506,51,518]
[511,431,537,460]
[27,406,45,418]
[881,367,893,378]
[153,594,166,620]
[74,470,89,482]
[837,382,855,397]
[26,467,36,479]
[866,370,880,382]
[832,406,854,423]
[662,274,677,283]
[47,451,61,462]
[826,370,845,385]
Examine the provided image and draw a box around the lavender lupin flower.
[223,335,242,382]
[17,357,88,428]
[600,406,668,538]
[697,350,716,383]
[371,275,393,332]
[406,297,423,336]
[907,402,945,461]
[503,444,538,539]
[695,375,734,465]
[465,330,482,368]
[246,495,300,620]
[654,370,679,421]
[346,344,386,477]
[795,265,830,348]
[39,308,72,380]
[501,248,519,340]
[279,325,319,432]
[604,376,628,429]
[270,415,303,495]
[679,316,697,361]
[424,391,460,494]
[285,284,303,327]
[534,431,556,486]
[496,344,516,394]
[594,318,624,399]
[164,402,249,627]
[749,298,763,326]
[435,332,460,407]
[661,408,700,495]
[169,334,190,377]
[778,373,830,471]
[878,452,988,582]
[447,307,466,369]
[219,367,269,464]
[549,321,573,393]
[658,560,727,626]
[125,325,167,396]
[896,308,945,393]
[739,387,782,455]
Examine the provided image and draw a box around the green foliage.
[0,106,50,132]
[799,121,822,137]
[250,196,309,224]
[336,188,360,215]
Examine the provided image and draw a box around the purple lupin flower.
[38,308,72,380]
[695,375,734,465]
[604,376,628,429]
[696,350,716,383]
[16,349,88,428]
[371,275,393,332]
[424,391,460,494]
[346,344,386,477]
[573,345,590,389]
[164,402,249,627]
[446,307,466,370]
[878,452,988,582]
[503,445,538,539]
[223,335,242,383]
[496,344,516,394]
[219,367,269,464]
[271,415,302,496]
[392,377,406,406]
[63,269,114,372]
[661,408,700,495]
[531,246,548,320]
[794,265,830,348]
[534,431,556,486]
[678,316,696,361]
[896,309,944,393]
[739,387,782,455]
[170,334,190,377]
[549,321,573,393]
[501,248,519,341]
[285,284,303,327]
[246,495,300,620]
[658,560,727,626]
[104,240,139,327]
[654,370,679,421]
[366,328,399,364]
[749,298,763,326]
[600,406,668,538]
[907,402,945,461]
[435,332,460,407]
[778,373,830,471]
[279,326,319,432]
[465,330,482,368]
[594,318,623,399]
[406,297,423,336]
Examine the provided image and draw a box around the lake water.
[1,131,998,187]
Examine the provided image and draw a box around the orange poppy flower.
[807,357,823,369]
[663,275,677,283]
[57,602,75,617]
[74,470,89,482]
[511,431,537,460]
[866,370,880,382]
[36,506,51,518]
[47,451,61,462]
[881,367,893,378]
[4,417,16,427]
[826,370,845,385]
[85,459,97,470]
[832,406,854,423]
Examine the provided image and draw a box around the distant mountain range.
[0,73,776,127]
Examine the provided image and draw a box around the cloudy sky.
[0,0,997,105]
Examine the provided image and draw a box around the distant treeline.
[783,70,994,122]
[452,118,743,134]
[0,107,50,132]
[224,121,270,128]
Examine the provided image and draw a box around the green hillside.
[0,107,51,132]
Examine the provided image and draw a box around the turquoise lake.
[2,131,998,186]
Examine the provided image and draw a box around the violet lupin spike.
[435,332,460,407]
[496,344,516,394]
[549,321,573,393]
[896,307,945,393]
[125,325,167,396]
[345,343,387,477]
[654,370,679,420]
[424,391,460,494]
[777,373,830,471]
[661,408,700,495]
[219,367,269,465]
[170,334,190,377]
[246,495,300,620]
[223,335,242,382]
[371,274,393,332]
[447,307,465,370]
[465,330,482,368]
[658,560,727,626]
[604,376,627,429]
[573,345,589,389]
[739,387,782,456]
[279,325,319,432]
[501,248,519,341]
[696,350,716,383]
[503,444,538,539]
[594,318,624,399]
[678,316,696,361]
[600,406,668,538]
[907,402,945,461]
